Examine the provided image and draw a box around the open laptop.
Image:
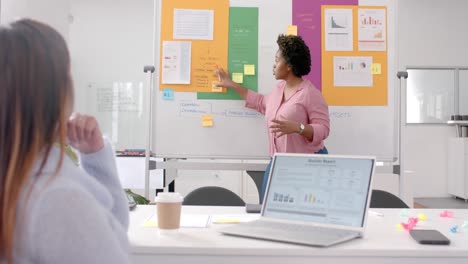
[220,153,376,247]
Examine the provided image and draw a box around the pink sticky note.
[440,210,454,218]
[401,217,419,231]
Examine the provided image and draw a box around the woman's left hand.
[270,115,300,137]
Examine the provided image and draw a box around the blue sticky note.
[162,88,174,100]
[450,225,458,233]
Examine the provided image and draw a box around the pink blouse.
[245,80,330,157]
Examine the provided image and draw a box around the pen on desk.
[369,210,384,217]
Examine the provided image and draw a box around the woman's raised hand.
[67,113,104,154]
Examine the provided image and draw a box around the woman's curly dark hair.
[277,34,311,77]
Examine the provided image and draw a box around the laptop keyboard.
[223,220,360,246]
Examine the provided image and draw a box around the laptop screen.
[262,155,375,228]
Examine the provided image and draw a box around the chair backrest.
[183,186,246,206]
[370,189,409,208]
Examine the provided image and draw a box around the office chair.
[183,186,246,206]
[370,189,409,208]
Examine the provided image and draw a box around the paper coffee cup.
[155,193,184,233]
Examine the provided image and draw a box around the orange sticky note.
[287,25,298,36]
[202,120,213,127]
[371,63,382,75]
[212,81,223,92]
[232,72,243,83]
[244,64,255,76]
[211,81,226,93]
[202,114,213,127]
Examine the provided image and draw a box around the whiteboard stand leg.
[144,65,155,199]
[397,71,408,201]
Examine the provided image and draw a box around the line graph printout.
[324,8,353,51]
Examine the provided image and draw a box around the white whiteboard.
[68,0,396,161]
[153,0,397,161]
[152,0,290,159]
[69,0,154,150]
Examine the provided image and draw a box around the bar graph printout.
[358,8,386,51]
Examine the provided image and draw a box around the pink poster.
[292,0,358,91]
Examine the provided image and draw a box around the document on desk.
[211,214,260,224]
[144,214,210,228]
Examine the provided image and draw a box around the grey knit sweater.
[11,140,129,263]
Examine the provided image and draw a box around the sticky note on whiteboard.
[244,65,255,75]
[162,88,174,100]
[211,81,225,93]
[371,63,382,75]
[202,114,213,127]
[287,25,297,36]
[232,72,244,83]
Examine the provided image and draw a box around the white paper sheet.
[333,56,373,87]
[173,9,214,40]
[162,41,191,84]
[144,214,211,228]
[324,8,353,51]
[358,8,387,51]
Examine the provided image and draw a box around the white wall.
[398,0,468,197]
[0,0,70,41]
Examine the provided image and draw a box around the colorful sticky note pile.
[417,213,427,221]
[400,209,408,217]
[202,114,213,127]
[450,225,458,233]
[244,64,255,76]
[400,217,419,231]
[162,88,174,100]
[463,221,468,229]
[232,72,244,83]
[440,210,454,218]
[287,25,298,36]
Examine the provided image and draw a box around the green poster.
[197,7,258,100]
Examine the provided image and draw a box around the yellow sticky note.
[212,218,241,224]
[287,25,298,36]
[244,64,255,76]
[211,81,226,93]
[418,213,427,221]
[212,86,223,92]
[202,120,213,127]
[202,114,213,127]
[371,63,382,75]
[232,72,244,83]
[143,221,158,227]
[202,114,213,121]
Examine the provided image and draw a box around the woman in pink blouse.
[216,34,330,203]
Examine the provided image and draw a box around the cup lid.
[155,192,184,203]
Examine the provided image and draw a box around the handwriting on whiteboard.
[178,101,261,119]
[329,111,352,119]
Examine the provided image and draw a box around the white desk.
[129,206,468,264]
